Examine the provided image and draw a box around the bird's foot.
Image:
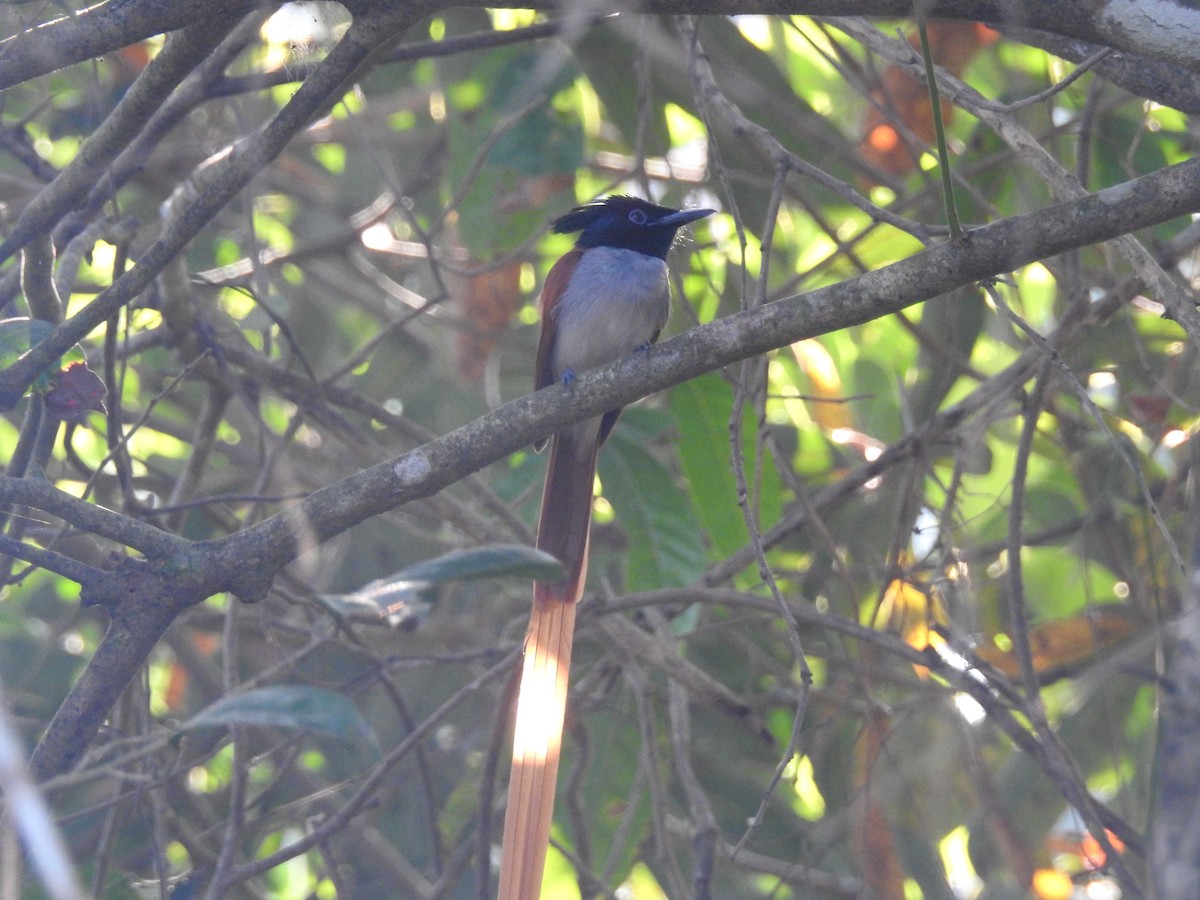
[561,368,576,388]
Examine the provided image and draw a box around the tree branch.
[4,1,1200,93]
[0,6,423,410]
[0,476,184,559]
[0,0,261,90]
[0,18,237,264]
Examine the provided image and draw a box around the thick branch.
[4,1,1200,92]
[1004,26,1200,113]
[0,0,263,90]
[27,560,190,782]
[0,476,183,559]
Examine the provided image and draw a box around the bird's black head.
[552,195,714,260]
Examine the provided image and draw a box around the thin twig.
[913,3,962,237]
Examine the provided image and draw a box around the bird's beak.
[656,207,716,228]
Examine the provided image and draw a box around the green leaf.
[670,373,783,563]
[1091,109,1182,245]
[398,543,564,584]
[443,42,583,256]
[600,425,707,591]
[322,545,564,621]
[909,286,986,421]
[0,317,53,365]
[562,705,652,887]
[317,578,432,625]
[486,53,584,175]
[0,317,88,393]
[178,685,380,755]
[672,374,746,560]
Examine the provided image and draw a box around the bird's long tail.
[498,427,597,899]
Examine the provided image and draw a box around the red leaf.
[44,361,107,423]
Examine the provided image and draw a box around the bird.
[498,195,714,899]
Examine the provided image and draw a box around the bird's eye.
[627,209,648,225]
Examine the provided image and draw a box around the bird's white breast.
[550,247,670,381]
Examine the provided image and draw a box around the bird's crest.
[551,195,713,258]
[552,195,672,234]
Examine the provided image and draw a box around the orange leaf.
[975,611,1138,682]
[790,339,853,432]
[454,260,524,384]
[859,22,998,179]
[872,578,948,651]
[853,712,906,900]
[1078,829,1125,870]
[1031,868,1074,900]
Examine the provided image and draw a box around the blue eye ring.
[628,208,648,224]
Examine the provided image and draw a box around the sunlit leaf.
[974,609,1140,682]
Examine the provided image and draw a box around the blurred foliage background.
[0,2,1197,898]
